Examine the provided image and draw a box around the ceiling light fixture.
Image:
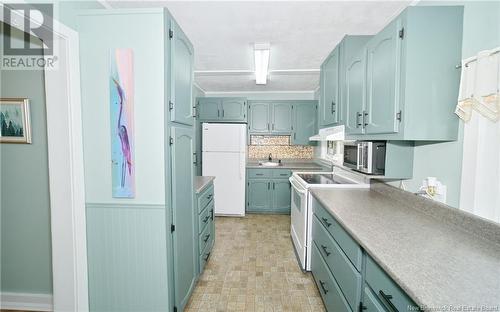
[254,43,270,85]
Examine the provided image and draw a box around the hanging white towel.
[456,47,500,122]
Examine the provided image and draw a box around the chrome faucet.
[268,153,273,161]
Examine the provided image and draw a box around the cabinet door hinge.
[169,137,174,145]
[399,27,404,39]
[169,29,173,39]
[171,224,175,233]
[396,110,402,122]
[169,101,174,111]
[173,306,178,312]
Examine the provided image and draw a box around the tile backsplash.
[248,135,313,159]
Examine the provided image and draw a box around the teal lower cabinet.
[246,169,292,214]
[196,181,215,274]
[311,196,418,312]
[363,255,418,312]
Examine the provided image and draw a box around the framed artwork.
[110,49,135,198]
[0,98,32,144]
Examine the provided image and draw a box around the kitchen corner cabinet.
[292,102,318,145]
[197,97,247,122]
[319,35,373,128]
[246,169,292,214]
[311,197,419,312]
[344,6,463,141]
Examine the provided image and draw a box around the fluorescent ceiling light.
[254,43,270,85]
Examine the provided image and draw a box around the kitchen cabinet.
[248,101,292,134]
[319,47,340,126]
[170,19,195,126]
[170,125,196,312]
[80,9,198,312]
[344,6,463,141]
[248,102,270,133]
[248,100,318,145]
[344,49,367,135]
[271,103,293,133]
[292,102,317,145]
[318,36,372,129]
[197,97,247,122]
[196,182,215,274]
[311,197,419,312]
[246,169,292,214]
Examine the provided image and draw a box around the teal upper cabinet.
[197,97,247,122]
[292,102,317,145]
[221,98,247,121]
[344,49,367,135]
[319,35,372,129]
[271,103,293,133]
[364,17,402,135]
[197,98,220,120]
[344,6,463,141]
[170,19,194,126]
[320,48,339,126]
[248,102,270,133]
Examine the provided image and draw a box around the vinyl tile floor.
[185,214,326,312]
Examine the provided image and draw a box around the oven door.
[290,177,308,271]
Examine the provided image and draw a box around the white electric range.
[289,166,369,271]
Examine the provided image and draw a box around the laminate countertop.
[246,159,329,170]
[310,182,500,310]
[195,176,215,194]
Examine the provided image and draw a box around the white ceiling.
[107,1,413,92]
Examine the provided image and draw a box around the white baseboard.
[0,292,53,311]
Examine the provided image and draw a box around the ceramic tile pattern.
[186,214,325,312]
[247,135,314,159]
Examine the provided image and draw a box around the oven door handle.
[290,178,307,194]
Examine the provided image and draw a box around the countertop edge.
[195,176,215,194]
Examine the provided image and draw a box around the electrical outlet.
[419,177,447,203]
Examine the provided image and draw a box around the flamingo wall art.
[110,49,135,198]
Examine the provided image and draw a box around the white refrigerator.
[202,123,246,216]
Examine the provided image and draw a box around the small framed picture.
[0,98,32,144]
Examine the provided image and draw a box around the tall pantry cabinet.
[79,8,196,312]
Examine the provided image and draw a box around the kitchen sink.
[259,161,282,167]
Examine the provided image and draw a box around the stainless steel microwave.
[343,141,386,175]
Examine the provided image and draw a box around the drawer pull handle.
[207,194,213,200]
[203,215,210,223]
[319,280,329,295]
[321,217,332,227]
[203,234,210,242]
[210,209,214,221]
[256,173,264,176]
[320,245,331,256]
[203,252,211,261]
[379,290,399,312]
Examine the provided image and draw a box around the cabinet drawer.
[198,184,214,213]
[199,219,213,255]
[312,197,362,271]
[272,169,292,178]
[312,215,361,311]
[365,255,418,311]
[199,233,213,274]
[198,201,213,234]
[247,169,272,178]
[311,242,352,312]
[362,284,386,312]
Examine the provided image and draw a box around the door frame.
[1,5,88,311]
